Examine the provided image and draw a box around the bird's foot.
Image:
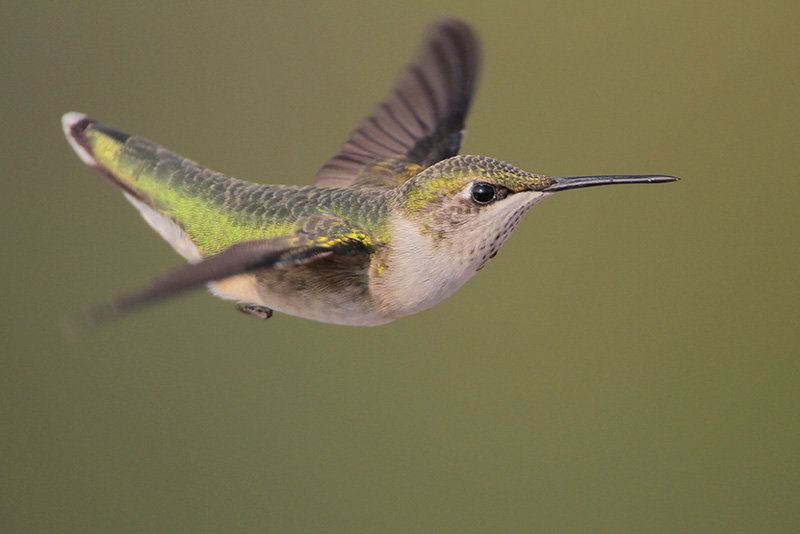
[235,303,273,320]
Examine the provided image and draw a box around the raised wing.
[314,18,480,188]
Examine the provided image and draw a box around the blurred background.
[2,1,798,532]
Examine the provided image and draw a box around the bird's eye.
[471,182,496,204]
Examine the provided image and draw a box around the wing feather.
[67,219,372,333]
[314,19,480,188]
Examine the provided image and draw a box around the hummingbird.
[62,19,677,329]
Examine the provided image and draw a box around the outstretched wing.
[67,221,373,333]
[314,18,480,188]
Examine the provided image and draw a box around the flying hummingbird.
[63,19,677,329]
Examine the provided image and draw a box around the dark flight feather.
[314,19,480,188]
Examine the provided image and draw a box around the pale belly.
[208,265,395,327]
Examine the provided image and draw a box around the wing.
[314,18,480,188]
[66,219,373,333]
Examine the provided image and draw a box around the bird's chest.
[371,218,492,318]
[371,195,544,319]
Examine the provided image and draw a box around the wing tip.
[430,17,473,34]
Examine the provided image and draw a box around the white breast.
[374,191,549,320]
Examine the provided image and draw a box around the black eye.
[471,182,496,204]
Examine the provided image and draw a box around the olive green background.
[3,1,798,532]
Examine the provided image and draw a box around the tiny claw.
[235,303,273,320]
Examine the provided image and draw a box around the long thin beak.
[543,174,679,192]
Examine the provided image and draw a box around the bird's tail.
[62,112,249,261]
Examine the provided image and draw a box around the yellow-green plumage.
[81,122,392,257]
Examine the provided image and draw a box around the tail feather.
[62,112,209,260]
[62,112,145,202]
[62,113,293,260]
